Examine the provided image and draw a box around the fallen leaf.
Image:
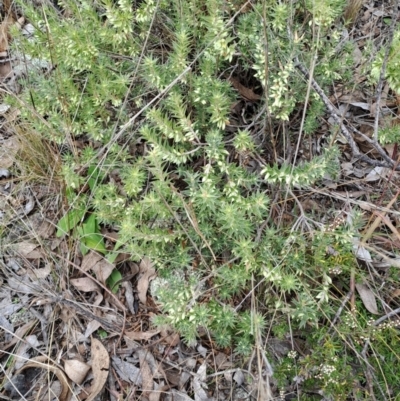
[229,76,261,101]
[82,251,103,272]
[0,137,18,168]
[124,329,160,341]
[121,281,136,314]
[365,166,389,182]
[71,277,101,292]
[0,321,36,358]
[112,355,142,384]
[86,337,110,401]
[137,348,164,380]
[91,258,114,283]
[349,102,370,111]
[137,257,156,304]
[179,358,196,387]
[64,359,91,385]
[138,350,154,396]
[233,369,245,385]
[0,168,10,177]
[15,335,40,369]
[13,241,38,259]
[160,329,180,347]
[84,320,102,338]
[352,241,372,262]
[355,283,379,314]
[7,276,37,294]
[193,362,209,401]
[27,265,51,280]
[149,384,170,401]
[170,390,195,401]
[387,288,400,304]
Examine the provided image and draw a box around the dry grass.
[343,0,365,25]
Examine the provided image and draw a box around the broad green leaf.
[56,207,86,237]
[106,269,123,293]
[79,214,107,254]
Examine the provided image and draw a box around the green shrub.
[9,0,398,398]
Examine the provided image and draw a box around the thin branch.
[373,5,399,140]
[294,59,400,171]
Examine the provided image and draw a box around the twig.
[328,290,353,335]
[294,59,400,171]
[373,5,399,141]
[361,307,400,358]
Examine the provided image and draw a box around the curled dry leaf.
[64,359,91,385]
[70,277,101,292]
[137,257,156,304]
[352,241,372,262]
[86,337,110,401]
[14,356,71,401]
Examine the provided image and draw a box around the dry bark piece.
[86,337,110,401]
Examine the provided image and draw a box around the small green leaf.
[97,329,108,339]
[383,17,392,25]
[56,207,86,237]
[106,239,124,263]
[106,269,123,293]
